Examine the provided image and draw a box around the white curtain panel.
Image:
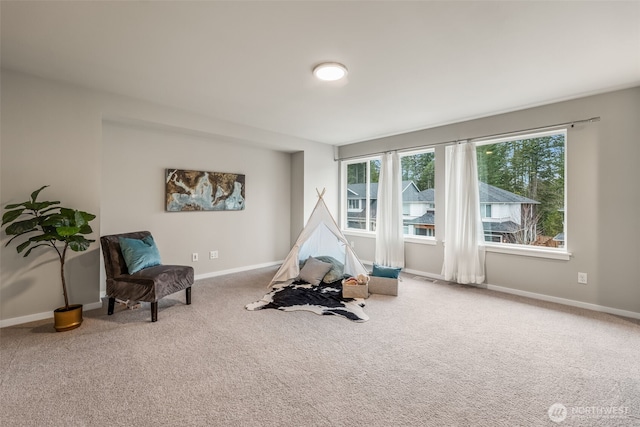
[375,151,405,268]
[442,142,486,284]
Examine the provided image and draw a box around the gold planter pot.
[53,304,83,332]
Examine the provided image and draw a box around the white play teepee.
[270,189,368,286]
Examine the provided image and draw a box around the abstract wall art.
[165,169,245,212]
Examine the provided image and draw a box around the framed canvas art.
[165,169,245,211]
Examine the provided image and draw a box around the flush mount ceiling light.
[313,62,348,81]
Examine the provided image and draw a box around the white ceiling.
[2,1,639,147]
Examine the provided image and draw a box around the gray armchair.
[100,231,194,322]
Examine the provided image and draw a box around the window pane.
[344,158,380,232]
[400,151,435,237]
[476,132,565,247]
[369,159,379,231]
[346,162,367,230]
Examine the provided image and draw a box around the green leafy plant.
[2,185,96,310]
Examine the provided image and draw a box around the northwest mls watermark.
[548,403,629,423]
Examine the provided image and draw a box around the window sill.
[404,236,437,245]
[484,243,571,260]
[342,230,438,246]
[342,231,568,259]
[343,230,376,239]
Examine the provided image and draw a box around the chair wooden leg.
[186,287,192,305]
[107,297,115,315]
[151,302,158,322]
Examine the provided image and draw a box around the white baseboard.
[484,284,640,320]
[0,301,104,329]
[7,261,636,326]
[401,267,445,281]
[194,261,282,281]
[370,261,640,320]
[1,262,282,328]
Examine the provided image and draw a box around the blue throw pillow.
[372,264,401,279]
[118,235,162,274]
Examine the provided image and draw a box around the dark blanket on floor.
[245,279,369,322]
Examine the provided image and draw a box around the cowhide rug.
[246,280,369,322]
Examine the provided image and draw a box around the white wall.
[1,70,336,324]
[407,203,424,217]
[302,143,339,221]
[288,144,340,245]
[339,87,640,316]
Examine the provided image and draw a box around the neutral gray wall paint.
[339,87,640,314]
[1,70,336,323]
[290,152,305,246]
[101,121,291,279]
[1,71,103,320]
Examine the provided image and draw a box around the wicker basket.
[342,278,369,299]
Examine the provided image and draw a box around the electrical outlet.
[192,253,199,262]
[210,250,218,259]
[350,241,355,248]
[577,272,587,284]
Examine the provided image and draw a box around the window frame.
[339,128,571,260]
[341,155,381,233]
[399,148,436,242]
[474,128,569,258]
[341,149,438,245]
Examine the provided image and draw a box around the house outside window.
[341,130,567,258]
[342,150,435,237]
[476,130,566,248]
[344,158,380,231]
[401,150,435,238]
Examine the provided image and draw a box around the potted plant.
[2,185,96,331]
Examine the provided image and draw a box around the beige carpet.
[1,266,639,426]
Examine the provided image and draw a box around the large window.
[341,129,567,257]
[476,130,566,248]
[400,150,435,238]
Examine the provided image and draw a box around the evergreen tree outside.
[347,160,380,184]
[401,152,435,190]
[347,162,366,184]
[344,134,564,244]
[476,132,565,241]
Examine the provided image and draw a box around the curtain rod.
[334,116,601,161]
